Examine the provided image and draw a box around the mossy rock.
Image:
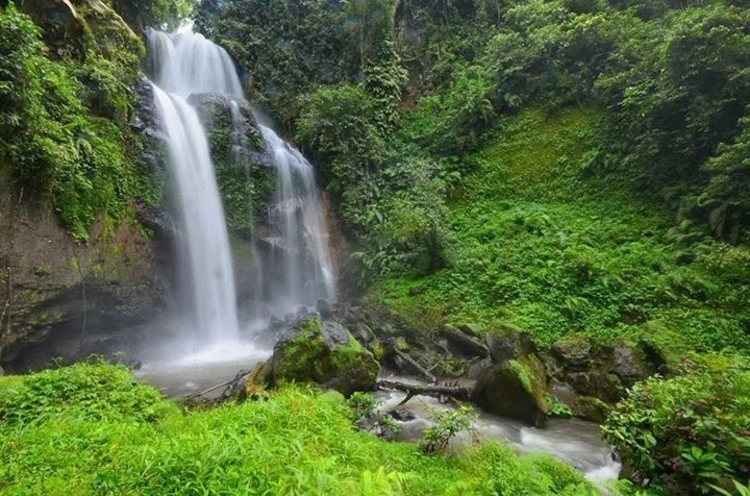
[551,335,592,371]
[473,354,549,427]
[484,325,537,363]
[572,396,611,424]
[565,371,623,403]
[269,317,379,396]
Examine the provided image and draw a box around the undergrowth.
[0,363,598,495]
[370,108,750,355]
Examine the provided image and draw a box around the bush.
[0,4,156,241]
[602,354,750,494]
[0,362,172,425]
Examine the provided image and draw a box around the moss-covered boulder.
[484,325,537,363]
[473,355,549,426]
[572,396,611,424]
[551,335,591,371]
[268,317,379,396]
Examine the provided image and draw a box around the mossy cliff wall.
[0,1,173,371]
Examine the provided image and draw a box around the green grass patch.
[0,364,597,495]
[370,108,750,355]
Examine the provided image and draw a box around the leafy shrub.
[0,362,172,425]
[420,405,476,454]
[602,354,750,494]
[0,4,157,240]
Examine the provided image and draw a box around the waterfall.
[146,26,336,350]
[146,28,244,98]
[147,28,241,344]
[261,126,336,313]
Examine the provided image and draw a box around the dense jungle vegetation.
[198,0,750,492]
[2,0,750,493]
[196,0,750,356]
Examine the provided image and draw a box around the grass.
[0,363,599,495]
[370,108,750,356]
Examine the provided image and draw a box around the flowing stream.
[137,363,621,488]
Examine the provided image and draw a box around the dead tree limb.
[185,369,252,402]
[377,379,473,405]
[393,348,437,383]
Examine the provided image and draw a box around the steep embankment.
[371,108,750,357]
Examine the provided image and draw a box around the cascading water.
[261,126,336,313]
[147,28,243,98]
[147,28,241,345]
[146,27,336,347]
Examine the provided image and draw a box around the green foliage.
[0,364,597,495]
[109,0,194,31]
[0,361,173,425]
[297,85,453,281]
[420,405,476,454]
[0,4,158,241]
[196,0,397,128]
[348,391,378,425]
[603,354,750,494]
[547,395,573,419]
[370,109,750,354]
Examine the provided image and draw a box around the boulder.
[485,325,537,363]
[388,408,416,422]
[566,371,622,403]
[316,299,333,319]
[572,396,611,424]
[267,317,379,396]
[473,355,549,427]
[551,335,592,371]
[611,344,647,382]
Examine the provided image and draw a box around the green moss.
[571,396,611,424]
[272,318,379,395]
[508,360,533,394]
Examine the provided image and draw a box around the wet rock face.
[265,317,380,396]
[0,202,166,372]
[132,76,168,178]
[188,93,269,169]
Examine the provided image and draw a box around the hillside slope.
[371,108,750,355]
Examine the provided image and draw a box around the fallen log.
[393,348,437,383]
[439,326,490,358]
[185,369,252,402]
[377,379,473,405]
